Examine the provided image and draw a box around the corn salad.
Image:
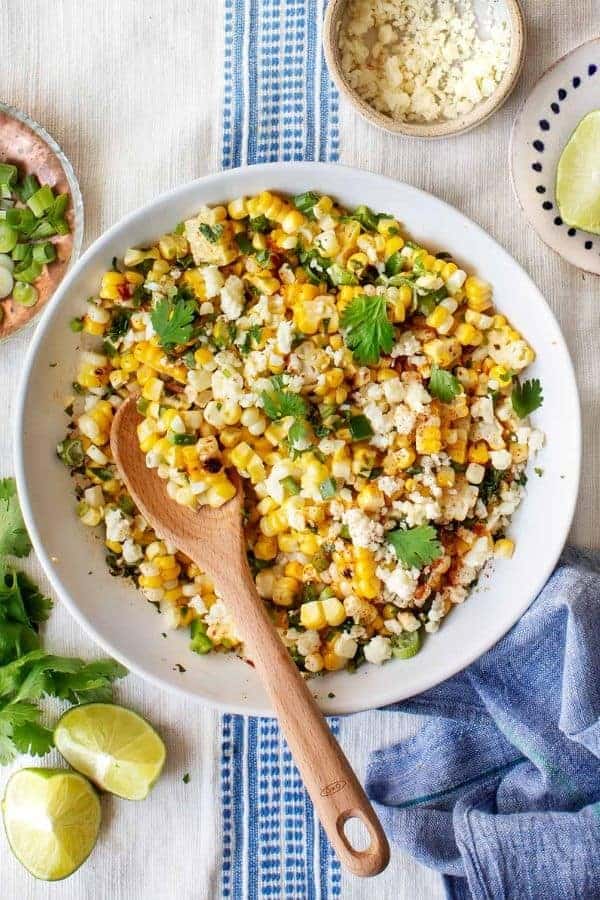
[59,189,544,673]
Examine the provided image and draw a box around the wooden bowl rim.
[323,0,526,139]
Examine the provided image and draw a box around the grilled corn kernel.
[273,576,300,607]
[300,600,327,630]
[494,539,515,559]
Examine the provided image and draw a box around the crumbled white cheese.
[296,630,321,657]
[104,508,131,543]
[122,539,143,564]
[335,632,358,659]
[490,449,512,471]
[202,265,225,299]
[339,0,510,124]
[220,275,245,320]
[364,635,392,665]
[343,508,384,549]
[377,564,419,605]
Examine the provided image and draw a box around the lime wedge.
[556,110,600,235]
[54,703,166,801]
[2,768,101,881]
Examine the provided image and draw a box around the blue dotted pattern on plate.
[530,62,598,253]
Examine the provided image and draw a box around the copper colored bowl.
[0,103,83,342]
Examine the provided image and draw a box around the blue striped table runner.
[220,1,341,897]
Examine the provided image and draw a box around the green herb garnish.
[199,223,224,243]
[341,294,393,365]
[0,479,31,559]
[428,366,462,403]
[151,296,197,349]
[386,525,443,569]
[261,376,307,421]
[511,378,543,418]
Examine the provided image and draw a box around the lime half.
[556,110,600,235]
[54,704,166,801]
[2,768,101,881]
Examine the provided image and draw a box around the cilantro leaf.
[429,366,462,403]
[12,721,54,757]
[387,525,443,569]
[0,479,31,558]
[151,296,197,349]
[51,659,128,703]
[511,378,543,418]
[261,376,307,421]
[341,294,393,365]
[199,223,224,243]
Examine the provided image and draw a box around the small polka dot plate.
[510,38,600,274]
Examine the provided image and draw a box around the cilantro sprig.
[511,378,543,418]
[151,294,197,349]
[341,294,394,365]
[261,375,307,421]
[428,366,462,404]
[0,479,31,559]
[0,478,127,764]
[387,525,443,569]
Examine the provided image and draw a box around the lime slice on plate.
[54,703,166,801]
[2,768,101,881]
[556,110,600,235]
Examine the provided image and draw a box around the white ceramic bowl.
[15,163,581,716]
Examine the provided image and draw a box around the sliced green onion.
[169,433,197,445]
[48,193,69,219]
[52,218,70,236]
[11,243,31,262]
[0,223,17,253]
[32,241,56,264]
[319,477,338,500]
[0,267,13,299]
[390,630,421,660]
[339,524,351,540]
[29,219,57,240]
[136,397,150,414]
[4,208,23,228]
[14,208,37,236]
[348,414,374,441]
[327,263,357,286]
[13,282,38,307]
[69,317,84,332]
[280,475,300,496]
[56,437,84,467]
[18,174,40,202]
[13,259,42,284]
[189,619,213,655]
[27,184,55,218]
[0,164,18,187]
[0,184,12,200]
[385,252,404,276]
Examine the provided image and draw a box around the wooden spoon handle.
[215,563,390,877]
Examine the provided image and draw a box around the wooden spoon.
[111,397,390,877]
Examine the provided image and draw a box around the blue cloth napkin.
[366,547,600,900]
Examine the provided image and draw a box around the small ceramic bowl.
[0,102,84,343]
[510,37,600,274]
[323,0,526,139]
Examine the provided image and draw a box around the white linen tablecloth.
[1,1,598,898]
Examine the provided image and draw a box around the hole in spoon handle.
[333,808,390,877]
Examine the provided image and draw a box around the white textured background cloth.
[1,1,598,898]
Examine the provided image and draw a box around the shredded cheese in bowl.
[339,0,511,124]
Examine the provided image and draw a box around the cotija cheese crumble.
[59,189,544,675]
[339,0,511,123]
